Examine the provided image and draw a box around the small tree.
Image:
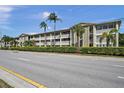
[110,28,118,46]
[119,33,124,47]
[23,40,35,47]
[10,39,19,47]
[101,28,118,47]
[1,35,13,47]
[99,36,104,47]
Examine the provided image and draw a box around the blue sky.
[0,5,124,37]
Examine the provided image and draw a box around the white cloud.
[0,6,14,13]
[48,26,51,30]
[26,32,37,35]
[30,11,50,19]
[42,11,50,19]
[0,6,13,25]
[0,6,19,32]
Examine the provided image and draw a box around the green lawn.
[0,79,13,88]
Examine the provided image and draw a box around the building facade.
[14,20,121,47]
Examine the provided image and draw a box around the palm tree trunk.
[44,29,47,47]
[78,36,80,48]
[53,22,56,46]
[5,42,6,47]
[77,34,80,48]
[107,38,110,47]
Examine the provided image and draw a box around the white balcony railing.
[61,34,69,38]
[61,41,70,45]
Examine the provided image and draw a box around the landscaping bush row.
[80,47,124,56]
[10,46,78,53]
[0,47,9,50]
[1,46,124,56]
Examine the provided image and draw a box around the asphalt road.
[0,50,124,88]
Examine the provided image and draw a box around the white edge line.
[112,65,124,68]
[118,76,124,79]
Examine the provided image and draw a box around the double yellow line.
[0,66,47,88]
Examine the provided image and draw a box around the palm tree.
[10,39,18,47]
[23,40,35,47]
[40,21,48,47]
[99,36,103,47]
[101,28,118,47]
[47,12,62,46]
[110,28,118,46]
[102,32,110,47]
[71,24,85,48]
[1,35,13,47]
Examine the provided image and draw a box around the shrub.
[80,47,124,56]
[2,46,124,56]
[0,47,9,50]
[10,46,77,53]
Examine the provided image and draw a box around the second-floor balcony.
[61,34,70,38]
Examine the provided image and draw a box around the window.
[46,40,50,42]
[109,24,113,28]
[55,33,60,35]
[35,41,39,43]
[96,25,102,30]
[55,39,60,42]
[109,23,116,28]
[62,38,70,41]
[30,36,33,38]
[41,34,44,37]
[62,31,70,34]
[34,35,39,38]
[41,40,45,42]
[103,25,108,29]
[46,34,50,36]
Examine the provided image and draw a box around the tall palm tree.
[40,21,48,47]
[71,24,85,48]
[47,12,62,46]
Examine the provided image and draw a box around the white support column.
[60,32,62,47]
[87,27,90,47]
[116,23,119,47]
[70,30,72,47]
[44,34,46,47]
[39,35,41,47]
[82,33,84,47]
[50,33,52,47]
[74,31,77,47]
[93,25,96,47]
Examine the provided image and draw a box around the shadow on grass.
[0,79,13,88]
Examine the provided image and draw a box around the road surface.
[0,50,124,88]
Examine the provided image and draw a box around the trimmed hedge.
[1,46,124,56]
[80,47,124,56]
[0,47,9,50]
[10,46,78,53]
